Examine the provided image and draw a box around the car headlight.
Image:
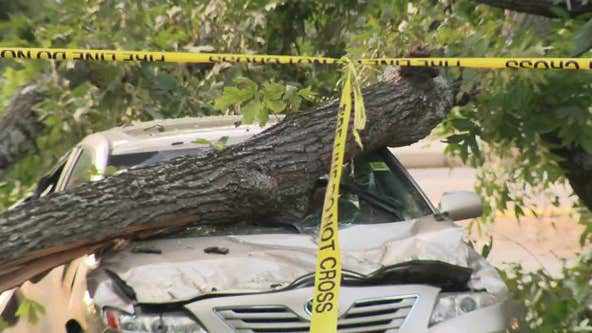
[429,292,499,326]
[103,308,207,333]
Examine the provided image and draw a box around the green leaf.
[192,138,213,145]
[467,135,481,160]
[444,134,465,144]
[262,82,285,100]
[481,236,493,258]
[297,86,316,102]
[213,136,229,151]
[459,142,468,162]
[461,69,480,91]
[573,19,592,56]
[548,6,571,20]
[284,85,303,112]
[264,98,286,114]
[241,99,261,124]
[514,204,524,218]
[579,131,592,154]
[451,118,475,131]
[216,136,229,145]
[15,299,45,325]
[83,165,100,181]
[153,73,178,93]
[0,317,8,331]
[257,108,269,125]
[193,136,228,150]
[233,77,258,94]
[104,166,119,176]
[213,87,254,111]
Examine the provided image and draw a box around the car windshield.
[298,150,433,232]
[104,148,433,236]
[107,148,209,169]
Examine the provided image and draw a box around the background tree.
[1,0,591,331]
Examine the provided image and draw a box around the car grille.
[215,295,417,333]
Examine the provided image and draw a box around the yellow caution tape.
[359,57,592,69]
[2,47,591,333]
[0,47,339,64]
[309,58,366,332]
[1,47,592,69]
[309,59,350,333]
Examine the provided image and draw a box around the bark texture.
[0,84,45,178]
[0,70,452,290]
[473,0,592,18]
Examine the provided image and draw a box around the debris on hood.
[203,246,229,255]
[131,246,162,254]
[90,216,508,305]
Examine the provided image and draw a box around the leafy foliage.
[193,136,229,151]
[0,0,330,210]
[502,249,592,332]
[214,77,316,124]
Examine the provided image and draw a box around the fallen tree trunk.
[0,69,452,290]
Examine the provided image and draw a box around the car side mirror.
[438,191,483,221]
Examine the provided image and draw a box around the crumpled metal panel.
[90,216,507,305]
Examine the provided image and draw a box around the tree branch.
[0,70,453,291]
[473,0,592,18]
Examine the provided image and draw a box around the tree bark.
[473,0,592,18]
[0,69,452,290]
[0,83,45,178]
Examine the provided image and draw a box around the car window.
[108,148,209,169]
[65,148,94,189]
[33,161,66,198]
[297,150,433,232]
[62,148,211,189]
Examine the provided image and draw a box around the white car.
[0,116,508,333]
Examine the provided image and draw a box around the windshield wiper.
[256,221,302,234]
[340,184,403,220]
[316,179,403,220]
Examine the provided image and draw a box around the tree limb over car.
[0,68,453,291]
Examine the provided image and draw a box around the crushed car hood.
[89,216,507,307]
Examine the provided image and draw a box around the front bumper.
[97,285,508,333]
[428,302,508,333]
[181,285,507,333]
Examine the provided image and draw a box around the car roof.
[79,115,282,156]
